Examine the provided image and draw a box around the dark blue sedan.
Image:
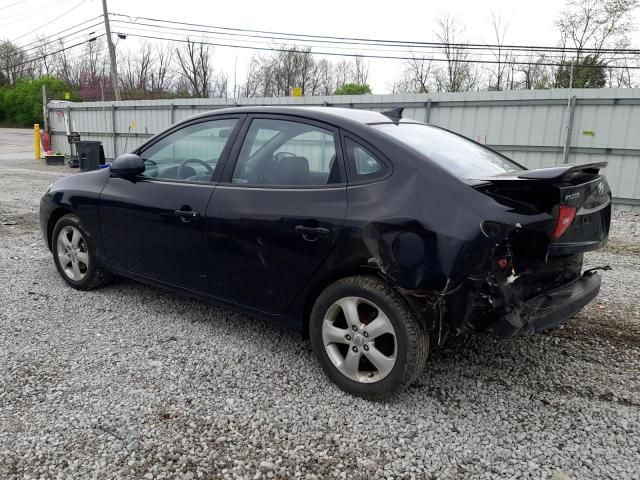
[40,106,611,396]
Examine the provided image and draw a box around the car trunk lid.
[474,162,611,255]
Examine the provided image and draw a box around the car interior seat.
[276,156,310,185]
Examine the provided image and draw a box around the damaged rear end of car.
[437,162,611,338]
[366,123,611,341]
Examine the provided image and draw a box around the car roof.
[189,106,422,128]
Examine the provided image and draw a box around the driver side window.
[141,118,237,183]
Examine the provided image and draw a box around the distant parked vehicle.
[40,106,611,396]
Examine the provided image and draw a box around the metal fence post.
[66,105,72,158]
[170,102,175,125]
[425,99,432,124]
[563,96,577,164]
[111,105,117,159]
[41,85,48,133]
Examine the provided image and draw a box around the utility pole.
[101,0,121,101]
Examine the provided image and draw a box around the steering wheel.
[274,151,297,161]
[178,158,213,180]
[143,158,158,176]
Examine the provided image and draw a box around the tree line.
[0,0,638,126]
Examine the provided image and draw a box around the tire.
[310,275,429,397]
[51,214,112,290]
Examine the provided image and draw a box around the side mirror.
[110,153,145,177]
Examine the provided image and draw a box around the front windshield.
[372,123,523,179]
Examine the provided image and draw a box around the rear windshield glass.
[372,123,523,178]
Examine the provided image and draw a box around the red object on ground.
[40,131,52,155]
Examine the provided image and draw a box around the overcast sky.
[2,0,640,93]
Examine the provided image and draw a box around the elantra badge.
[565,192,581,202]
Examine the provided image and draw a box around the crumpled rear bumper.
[492,271,601,337]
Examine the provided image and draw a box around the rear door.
[99,116,241,292]
[204,115,347,313]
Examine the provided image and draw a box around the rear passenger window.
[232,118,342,187]
[346,138,388,182]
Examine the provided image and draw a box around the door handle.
[174,209,201,222]
[294,225,330,236]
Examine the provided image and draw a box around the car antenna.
[381,107,404,123]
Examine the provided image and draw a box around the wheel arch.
[300,266,436,339]
[300,265,384,339]
[46,207,73,251]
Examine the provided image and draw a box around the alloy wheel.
[322,296,398,383]
[56,226,89,281]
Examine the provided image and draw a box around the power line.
[108,20,498,59]
[12,34,106,67]
[11,0,88,42]
[109,12,640,56]
[0,0,76,26]
[113,30,640,70]
[1,0,29,10]
[13,16,103,50]
[110,19,640,65]
[109,19,565,60]
[0,21,104,62]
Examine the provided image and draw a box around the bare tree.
[240,46,324,97]
[332,57,370,90]
[486,12,513,90]
[120,42,154,97]
[210,71,228,98]
[54,39,78,87]
[240,55,264,97]
[556,0,639,65]
[607,55,639,87]
[393,54,433,93]
[313,58,335,95]
[0,40,31,85]
[175,38,212,98]
[351,55,369,84]
[432,15,478,92]
[150,44,174,96]
[33,36,56,77]
[333,59,351,89]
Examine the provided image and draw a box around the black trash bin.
[77,141,105,172]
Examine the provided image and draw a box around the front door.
[99,117,241,293]
[205,116,348,313]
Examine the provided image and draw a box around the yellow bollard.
[34,124,40,160]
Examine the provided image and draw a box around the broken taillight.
[550,205,576,240]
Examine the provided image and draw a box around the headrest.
[278,156,309,175]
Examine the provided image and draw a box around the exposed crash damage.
[364,161,611,342]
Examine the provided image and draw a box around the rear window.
[372,123,523,178]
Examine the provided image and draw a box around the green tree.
[555,55,607,88]
[333,83,372,95]
[0,76,78,127]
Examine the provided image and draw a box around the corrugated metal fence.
[48,88,640,208]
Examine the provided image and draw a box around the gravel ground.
[1,128,639,479]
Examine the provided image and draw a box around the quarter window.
[232,118,341,186]
[345,138,388,182]
[141,118,237,183]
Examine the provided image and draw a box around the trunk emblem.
[565,192,581,202]
[598,182,605,195]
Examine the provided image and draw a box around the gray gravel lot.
[1,128,639,479]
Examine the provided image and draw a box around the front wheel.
[52,214,112,290]
[310,276,429,397]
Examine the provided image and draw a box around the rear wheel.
[52,214,112,290]
[310,275,429,397]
